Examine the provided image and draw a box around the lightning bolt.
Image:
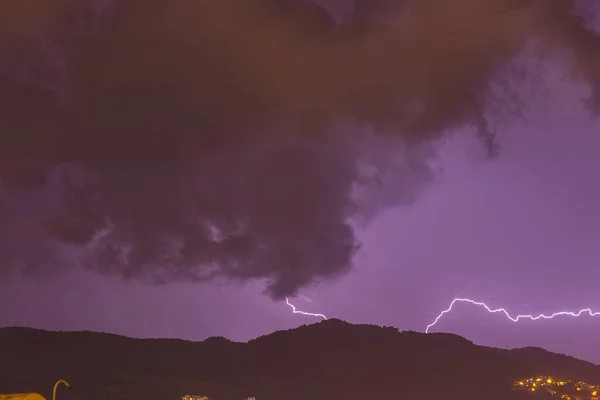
[426,298,600,333]
[285,297,327,320]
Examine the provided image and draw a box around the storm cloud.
[0,0,599,298]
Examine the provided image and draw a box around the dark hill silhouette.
[0,321,598,400]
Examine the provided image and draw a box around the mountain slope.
[0,320,598,400]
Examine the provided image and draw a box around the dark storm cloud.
[0,0,599,298]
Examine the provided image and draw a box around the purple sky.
[2,42,600,364]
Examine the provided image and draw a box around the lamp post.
[52,380,70,400]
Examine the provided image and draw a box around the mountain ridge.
[1,320,598,400]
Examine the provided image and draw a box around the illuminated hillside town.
[513,376,599,400]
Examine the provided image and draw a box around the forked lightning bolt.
[426,298,600,333]
[285,297,327,320]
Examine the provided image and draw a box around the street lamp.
[52,380,70,400]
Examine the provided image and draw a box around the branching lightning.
[285,297,327,320]
[426,298,600,333]
[285,291,599,332]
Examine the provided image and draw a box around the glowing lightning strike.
[285,297,327,320]
[426,298,600,333]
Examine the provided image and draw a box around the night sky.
[1,0,600,364]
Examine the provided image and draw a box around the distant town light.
[513,375,600,400]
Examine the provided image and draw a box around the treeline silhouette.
[1,319,598,400]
